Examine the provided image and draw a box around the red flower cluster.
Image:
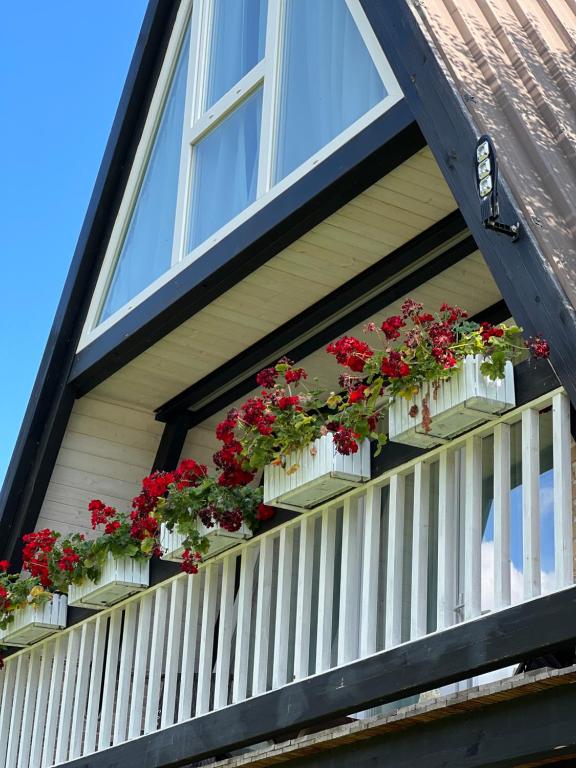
[284,367,307,383]
[0,561,9,572]
[401,299,424,318]
[181,549,202,575]
[381,351,411,379]
[277,395,300,410]
[348,384,368,404]
[22,529,58,587]
[329,425,359,455]
[256,367,278,388]
[381,315,405,340]
[327,336,373,372]
[256,503,274,521]
[88,499,117,529]
[526,335,550,359]
[480,322,504,343]
[0,586,11,614]
[57,547,80,572]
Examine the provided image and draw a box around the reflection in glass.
[275,0,386,181]
[207,0,267,107]
[99,30,190,323]
[187,89,263,251]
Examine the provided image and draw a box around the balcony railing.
[0,389,573,768]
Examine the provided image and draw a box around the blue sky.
[0,1,148,487]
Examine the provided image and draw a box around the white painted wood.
[160,521,252,563]
[214,555,236,709]
[411,462,430,638]
[360,485,382,656]
[177,575,202,722]
[437,450,457,630]
[113,603,137,744]
[339,497,361,664]
[294,516,315,680]
[83,615,107,754]
[316,508,337,671]
[68,554,149,609]
[493,423,511,609]
[196,564,218,715]
[257,0,282,195]
[232,547,257,702]
[464,436,483,620]
[55,626,82,762]
[385,474,405,648]
[5,654,29,768]
[41,635,66,767]
[144,587,169,733]
[390,356,515,448]
[264,433,371,510]
[98,610,122,749]
[522,408,541,599]
[69,622,95,759]
[128,594,153,738]
[253,536,274,695]
[0,593,67,647]
[553,392,573,588]
[17,648,41,768]
[272,526,294,688]
[161,579,186,727]
[0,654,17,766]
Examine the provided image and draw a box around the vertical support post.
[464,436,483,620]
[316,507,337,671]
[253,536,274,696]
[177,574,202,722]
[553,392,573,588]
[69,622,95,759]
[196,564,218,715]
[144,587,169,733]
[360,486,382,656]
[232,546,257,702]
[98,611,122,748]
[494,423,511,610]
[83,615,107,753]
[273,526,294,688]
[214,555,236,709]
[55,626,82,762]
[29,644,54,766]
[522,408,541,599]
[411,461,430,638]
[161,578,186,727]
[17,648,41,768]
[339,497,361,664]
[114,604,137,744]
[294,516,315,680]
[128,595,153,738]
[437,450,457,630]
[386,474,405,648]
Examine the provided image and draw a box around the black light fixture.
[475,134,520,241]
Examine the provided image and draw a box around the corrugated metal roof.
[409,0,576,307]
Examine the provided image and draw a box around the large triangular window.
[85,0,401,339]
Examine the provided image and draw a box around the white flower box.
[68,554,149,609]
[389,355,516,448]
[0,594,67,647]
[160,521,253,563]
[263,432,371,511]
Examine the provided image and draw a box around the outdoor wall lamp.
[475,134,520,241]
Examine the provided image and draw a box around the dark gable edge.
[70,105,424,395]
[0,0,182,566]
[359,0,576,412]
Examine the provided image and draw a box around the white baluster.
[144,586,169,733]
[69,622,95,759]
[0,654,17,765]
[339,497,361,664]
[41,635,66,766]
[553,392,573,588]
[464,436,482,619]
[98,610,122,748]
[360,486,382,656]
[83,615,107,753]
[161,578,186,727]
[272,526,294,688]
[113,603,137,744]
[253,536,274,695]
[522,408,541,598]
[411,462,430,638]
[196,564,218,715]
[55,626,82,762]
[128,594,153,738]
[437,450,457,629]
[294,516,315,680]
[214,555,236,709]
[232,546,257,702]
[177,575,202,721]
[17,648,41,768]
[386,474,405,647]
[494,423,511,609]
[6,653,29,767]
[316,507,337,671]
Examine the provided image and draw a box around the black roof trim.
[0,0,181,565]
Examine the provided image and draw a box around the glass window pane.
[207,0,267,107]
[99,30,190,324]
[275,0,386,181]
[187,88,262,251]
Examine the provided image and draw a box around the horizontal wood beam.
[62,584,576,768]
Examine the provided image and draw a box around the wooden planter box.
[68,554,149,609]
[0,594,67,647]
[263,432,371,511]
[160,521,253,563]
[389,355,516,448]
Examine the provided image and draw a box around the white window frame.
[79,0,403,350]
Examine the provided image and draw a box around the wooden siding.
[91,147,460,411]
[35,396,163,537]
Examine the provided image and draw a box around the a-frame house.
[1,1,576,766]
